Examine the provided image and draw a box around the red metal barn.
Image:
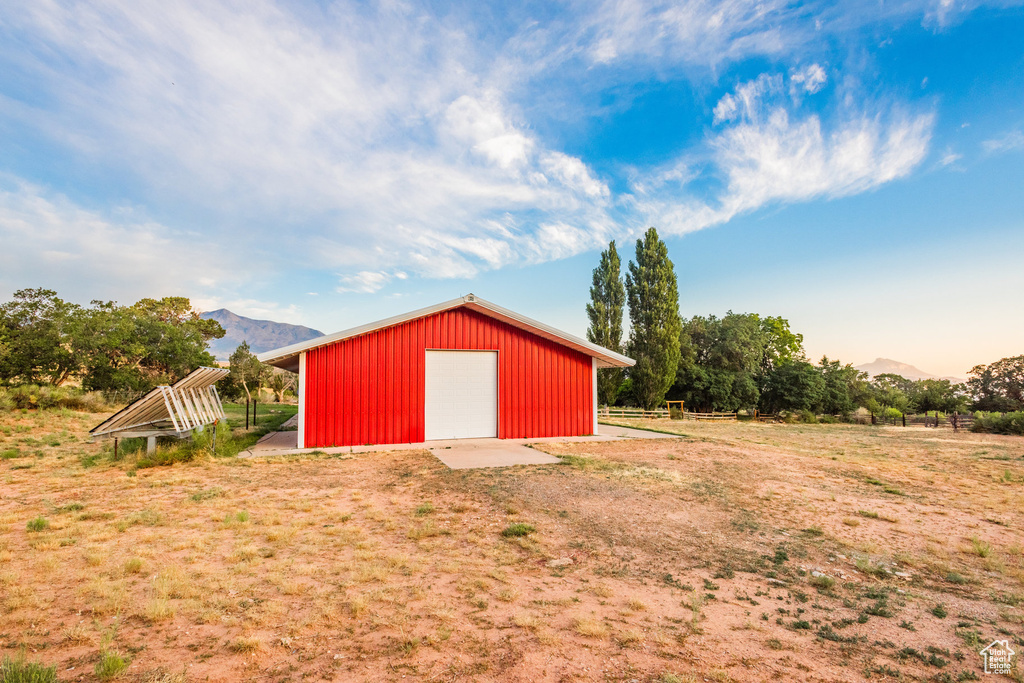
[258,294,634,449]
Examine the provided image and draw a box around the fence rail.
[599,406,974,431]
[598,407,738,422]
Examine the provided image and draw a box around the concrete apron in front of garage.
[239,424,674,470]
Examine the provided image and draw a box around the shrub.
[133,423,233,469]
[415,502,435,516]
[809,574,836,591]
[0,385,108,412]
[972,411,1024,435]
[26,516,49,533]
[0,650,57,682]
[94,651,129,680]
[501,523,535,537]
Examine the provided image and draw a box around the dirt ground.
[1,411,1023,682]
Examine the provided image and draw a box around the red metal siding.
[303,307,593,447]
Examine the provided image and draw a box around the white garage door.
[424,350,498,440]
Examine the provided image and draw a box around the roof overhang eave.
[256,295,636,370]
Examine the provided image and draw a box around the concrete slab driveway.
[424,440,559,469]
[240,423,677,469]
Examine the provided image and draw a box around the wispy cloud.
[635,72,934,236]
[0,0,951,296]
[939,148,963,166]
[0,177,242,300]
[983,130,1024,153]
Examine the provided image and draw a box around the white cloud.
[983,130,1024,153]
[337,271,395,294]
[713,74,782,124]
[0,178,243,303]
[634,102,934,238]
[939,148,962,166]
[713,109,933,213]
[444,95,534,169]
[1,0,622,287]
[791,63,827,95]
[540,152,611,199]
[0,0,948,297]
[191,297,303,323]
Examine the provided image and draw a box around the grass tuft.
[94,651,129,680]
[501,523,535,538]
[0,651,57,683]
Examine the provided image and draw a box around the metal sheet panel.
[303,307,593,448]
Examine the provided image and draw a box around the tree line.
[586,229,1023,417]
[0,288,224,394]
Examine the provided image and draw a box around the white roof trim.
[257,294,634,370]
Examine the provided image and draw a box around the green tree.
[268,371,295,403]
[910,378,968,413]
[671,312,804,412]
[229,342,270,403]
[674,313,759,412]
[77,297,223,392]
[76,301,152,392]
[761,359,826,413]
[586,240,625,405]
[130,297,223,381]
[625,228,682,410]
[817,356,870,415]
[0,288,84,385]
[870,374,912,413]
[757,317,804,392]
[969,355,1024,412]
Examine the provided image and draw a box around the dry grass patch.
[572,616,610,638]
[5,408,1024,681]
[626,596,648,611]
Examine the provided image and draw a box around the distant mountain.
[201,309,323,360]
[854,358,965,384]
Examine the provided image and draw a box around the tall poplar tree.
[586,241,625,405]
[625,228,682,410]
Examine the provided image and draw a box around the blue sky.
[1,0,1022,377]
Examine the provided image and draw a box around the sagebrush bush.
[0,650,57,682]
[0,385,108,412]
[972,411,1024,435]
[94,651,129,680]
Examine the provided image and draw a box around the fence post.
[902,413,905,428]
[245,398,250,430]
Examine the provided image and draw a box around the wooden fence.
[598,407,738,422]
[599,407,974,431]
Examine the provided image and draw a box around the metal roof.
[257,294,635,371]
[90,366,229,439]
